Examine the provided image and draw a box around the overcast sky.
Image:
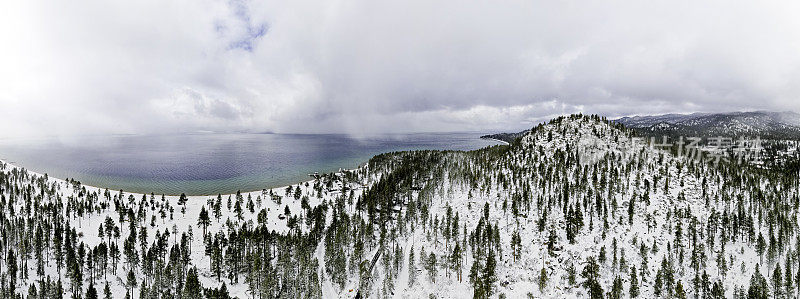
[2,0,800,138]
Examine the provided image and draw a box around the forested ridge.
[0,114,798,298]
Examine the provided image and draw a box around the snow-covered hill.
[615,111,800,140]
[0,114,795,298]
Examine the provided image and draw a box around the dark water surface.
[0,132,499,195]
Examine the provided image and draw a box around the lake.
[0,132,500,195]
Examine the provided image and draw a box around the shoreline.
[0,136,503,197]
[481,137,511,145]
[0,158,362,198]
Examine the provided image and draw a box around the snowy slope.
[0,114,796,298]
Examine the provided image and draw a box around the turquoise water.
[0,132,499,195]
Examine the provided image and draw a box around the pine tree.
[451,243,463,282]
[86,282,98,299]
[213,195,222,222]
[566,262,576,285]
[538,268,547,292]
[581,256,603,299]
[184,267,202,299]
[547,229,556,255]
[772,264,783,298]
[469,258,483,298]
[599,246,607,264]
[126,269,137,299]
[511,230,521,261]
[674,280,687,299]
[756,233,766,263]
[425,252,437,283]
[629,266,639,298]
[234,199,243,221]
[104,282,113,299]
[711,280,725,299]
[628,194,635,225]
[483,252,497,298]
[748,266,768,299]
[608,275,623,299]
[27,284,37,299]
[7,249,17,295]
[408,246,417,286]
[197,206,210,237]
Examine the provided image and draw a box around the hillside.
[615,111,800,140]
[0,114,797,298]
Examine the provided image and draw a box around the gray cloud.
[1,0,800,138]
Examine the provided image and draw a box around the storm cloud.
[2,0,799,138]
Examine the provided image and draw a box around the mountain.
[614,111,800,139]
[0,114,795,298]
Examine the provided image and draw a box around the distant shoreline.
[0,158,339,199]
[0,134,504,196]
[480,136,510,145]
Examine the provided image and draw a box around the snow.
[1,114,795,298]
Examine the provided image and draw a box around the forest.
[0,114,797,298]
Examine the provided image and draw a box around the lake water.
[0,132,500,195]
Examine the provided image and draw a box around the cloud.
[1,0,800,138]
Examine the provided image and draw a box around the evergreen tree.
[581,256,603,299]
[451,243,463,282]
[86,283,98,299]
[483,251,497,297]
[748,266,769,299]
[629,266,639,298]
[566,262,577,286]
[538,268,547,292]
[184,267,202,299]
[674,281,687,299]
[711,280,725,299]
[126,269,137,299]
[772,264,783,298]
[408,247,417,287]
[425,252,437,283]
[197,206,210,237]
[756,233,766,263]
[27,284,37,299]
[608,275,623,299]
[104,282,113,299]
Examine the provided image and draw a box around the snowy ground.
[1,114,795,298]
[0,159,369,298]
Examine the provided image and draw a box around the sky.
[2,0,800,138]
